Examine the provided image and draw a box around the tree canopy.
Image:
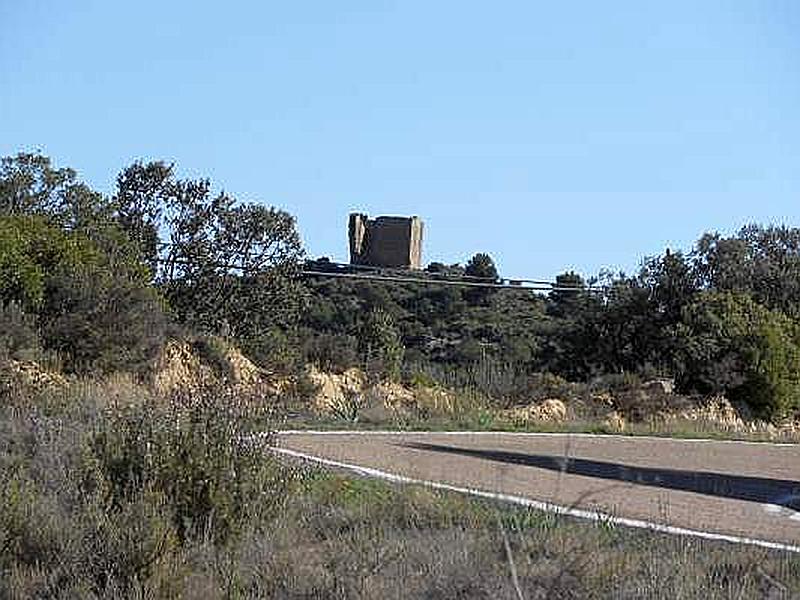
[301,224,800,420]
[2,151,799,420]
[0,152,306,373]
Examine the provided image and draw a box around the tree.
[548,271,587,318]
[113,161,174,274]
[0,152,77,217]
[639,250,698,324]
[113,161,307,365]
[463,253,499,306]
[592,277,660,375]
[0,152,113,236]
[674,291,800,420]
[425,262,465,278]
[0,215,101,311]
[159,192,306,342]
[0,214,166,373]
[464,253,499,281]
[359,308,404,381]
[693,225,800,316]
[0,152,305,372]
[0,152,148,289]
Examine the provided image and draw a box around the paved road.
[276,431,800,550]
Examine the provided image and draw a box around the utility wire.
[154,255,603,292]
[306,261,603,290]
[302,270,603,292]
[313,260,501,282]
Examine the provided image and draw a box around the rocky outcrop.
[602,410,626,433]
[305,365,367,414]
[374,381,416,411]
[502,398,568,426]
[0,359,67,399]
[151,338,267,397]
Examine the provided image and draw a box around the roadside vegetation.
[282,359,800,443]
[2,151,800,597]
[2,380,799,598]
[302,237,800,425]
[2,151,800,427]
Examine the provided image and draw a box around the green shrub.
[360,308,405,382]
[239,326,302,374]
[191,334,235,379]
[0,302,41,362]
[676,291,800,419]
[91,387,295,544]
[42,269,168,374]
[409,370,440,389]
[0,214,101,311]
[302,331,360,373]
[0,214,167,374]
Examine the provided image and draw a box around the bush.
[91,387,293,544]
[676,291,800,419]
[301,331,360,373]
[0,302,42,362]
[2,376,800,597]
[41,269,168,374]
[0,214,101,311]
[239,326,302,374]
[0,214,167,375]
[360,308,405,382]
[190,334,235,379]
[0,382,299,597]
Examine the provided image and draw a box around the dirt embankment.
[151,339,267,396]
[0,359,68,397]
[303,368,800,440]
[500,380,800,440]
[303,365,463,419]
[1,337,275,404]
[4,343,798,441]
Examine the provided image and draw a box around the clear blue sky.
[2,1,799,279]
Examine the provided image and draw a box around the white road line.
[277,429,800,447]
[270,444,800,554]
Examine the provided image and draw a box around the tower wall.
[348,213,423,269]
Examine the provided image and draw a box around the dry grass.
[283,368,800,445]
[1,371,799,598]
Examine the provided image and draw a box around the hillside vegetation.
[2,151,800,423]
[2,376,799,598]
[302,238,800,423]
[2,152,800,597]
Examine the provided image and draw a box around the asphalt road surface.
[276,431,800,550]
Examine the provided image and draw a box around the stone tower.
[348,213,424,269]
